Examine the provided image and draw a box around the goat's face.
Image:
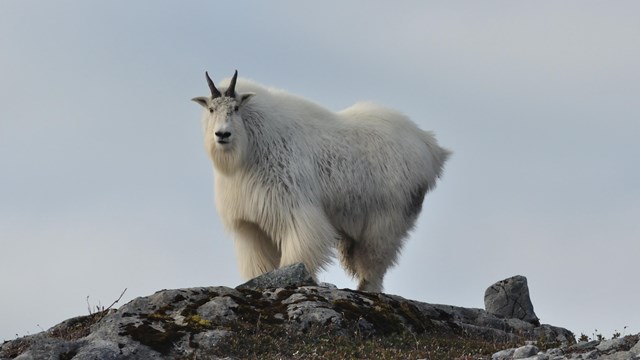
[202,97,244,150]
[192,71,254,173]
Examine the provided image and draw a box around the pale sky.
[1,1,639,341]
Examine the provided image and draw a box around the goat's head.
[192,70,254,172]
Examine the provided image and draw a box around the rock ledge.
[1,266,577,359]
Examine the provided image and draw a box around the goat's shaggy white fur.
[193,72,450,292]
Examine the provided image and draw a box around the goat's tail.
[422,130,451,181]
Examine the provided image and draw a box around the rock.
[0,272,577,360]
[513,344,539,358]
[604,351,640,360]
[545,347,564,357]
[8,269,640,359]
[319,282,338,289]
[593,336,640,360]
[485,275,540,325]
[492,334,640,360]
[596,337,630,354]
[632,337,640,354]
[581,349,600,359]
[569,340,599,352]
[493,348,516,360]
[519,356,548,360]
[236,263,317,290]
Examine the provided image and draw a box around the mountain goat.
[192,70,450,292]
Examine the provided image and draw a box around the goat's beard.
[208,141,245,175]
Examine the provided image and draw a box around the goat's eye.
[209,108,214,113]
[234,105,239,112]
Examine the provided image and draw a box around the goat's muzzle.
[215,131,232,144]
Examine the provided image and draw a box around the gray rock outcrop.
[485,275,540,326]
[1,266,577,359]
[236,262,317,290]
[492,334,640,360]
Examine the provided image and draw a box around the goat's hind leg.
[337,230,358,279]
[337,232,388,293]
[352,247,388,293]
[351,227,407,293]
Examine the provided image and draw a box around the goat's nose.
[215,131,231,139]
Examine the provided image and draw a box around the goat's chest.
[214,174,296,230]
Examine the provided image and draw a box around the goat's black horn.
[225,70,238,97]
[206,71,221,98]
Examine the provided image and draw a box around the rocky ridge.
[0,265,635,359]
[492,335,640,360]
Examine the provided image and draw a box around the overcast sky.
[1,1,639,342]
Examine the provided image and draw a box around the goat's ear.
[191,97,209,108]
[239,93,255,106]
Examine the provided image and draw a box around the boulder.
[596,337,631,354]
[236,262,317,290]
[485,275,540,325]
[492,348,516,360]
[512,344,538,358]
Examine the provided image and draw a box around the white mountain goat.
[192,70,450,292]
